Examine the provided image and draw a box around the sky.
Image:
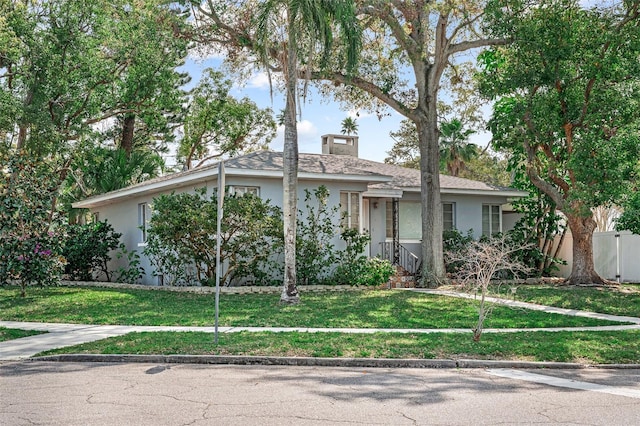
[178,55,493,165]
[179,56,403,163]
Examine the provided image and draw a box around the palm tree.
[439,119,478,177]
[256,0,361,304]
[341,117,358,135]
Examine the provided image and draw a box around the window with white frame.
[385,201,455,238]
[482,204,501,236]
[340,191,360,231]
[443,203,455,231]
[138,202,150,243]
[229,185,259,197]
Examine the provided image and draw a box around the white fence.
[557,230,640,282]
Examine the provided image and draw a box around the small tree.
[340,117,358,136]
[446,235,530,341]
[0,154,66,296]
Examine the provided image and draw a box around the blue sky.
[179,56,492,164]
[181,57,403,163]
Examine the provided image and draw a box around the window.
[138,203,150,243]
[385,201,455,238]
[340,192,360,230]
[443,203,455,231]
[482,204,501,236]
[229,186,259,197]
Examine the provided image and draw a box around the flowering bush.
[0,153,66,296]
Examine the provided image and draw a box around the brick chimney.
[321,134,358,157]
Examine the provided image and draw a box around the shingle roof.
[225,151,514,193]
[73,150,522,208]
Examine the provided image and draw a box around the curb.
[31,354,640,369]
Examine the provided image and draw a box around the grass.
[496,283,640,317]
[37,330,640,364]
[0,327,45,342]
[0,285,626,329]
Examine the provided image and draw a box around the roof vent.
[321,134,358,157]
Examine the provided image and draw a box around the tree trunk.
[120,114,136,157]
[417,109,446,288]
[280,26,300,304]
[17,125,28,151]
[565,214,610,285]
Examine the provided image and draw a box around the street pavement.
[2,289,640,424]
[2,362,640,425]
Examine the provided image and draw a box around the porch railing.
[379,241,421,275]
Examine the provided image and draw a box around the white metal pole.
[215,161,225,344]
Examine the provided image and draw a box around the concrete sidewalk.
[2,290,640,361]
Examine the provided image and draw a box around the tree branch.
[308,70,416,121]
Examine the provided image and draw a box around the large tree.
[189,1,502,286]
[192,0,360,302]
[312,1,507,286]
[177,69,276,170]
[1,0,188,159]
[479,0,640,284]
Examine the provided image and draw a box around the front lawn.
[496,284,640,317]
[37,329,640,364]
[0,286,625,329]
[0,327,45,342]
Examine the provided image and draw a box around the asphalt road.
[2,362,640,425]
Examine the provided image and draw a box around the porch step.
[386,265,417,289]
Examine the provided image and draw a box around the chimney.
[321,134,359,157]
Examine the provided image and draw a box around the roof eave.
[440,188,528,197]
[72,168,392,209]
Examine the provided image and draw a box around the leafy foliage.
[114,246,145,284]
[296,186,339,285]
[0,153,66,296]
[333,228,393,287]
[1,0,190,157]
[480,0,640,283]
[443,229,475,274]
[340,117,358,135]
[617,191,640,235]
[63,221,121,282]
[144,188,283,286]
[438,119,478,177]
[177,69,276,169]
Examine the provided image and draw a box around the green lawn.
[496,283,640,317]
[38,330,640,364]
[0,327,45,342]
[0,285,625,329]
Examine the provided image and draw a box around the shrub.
[0,153,66,296]
[144,188,282,286]
[331,228,392,286]
[296,186,339,285]
[443,228,474,274]
[63,221,121,281]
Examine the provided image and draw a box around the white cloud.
[247,72,272,89]
[270,120,321,153]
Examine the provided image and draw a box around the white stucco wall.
[88,172,519,285]
[94,176,373,285]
